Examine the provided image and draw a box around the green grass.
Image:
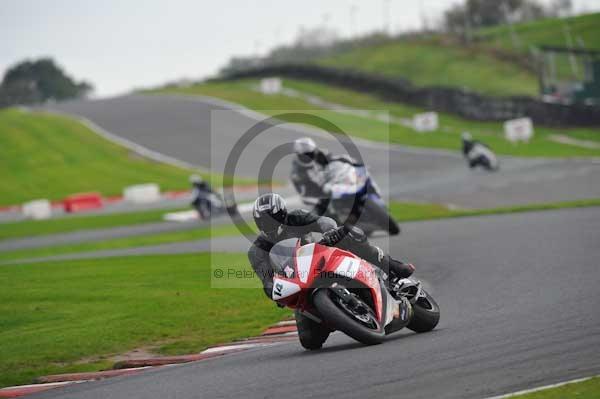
[316,13,600,97]
[0,108,245,206]
[0,207,188,241]
[318,37,538,96]
[0,223,249,263]
[152,78,600,157]
[507,377,600,398]
[477,12,600,81]
[389,198,600,222]
[0,253,288,388]
[477,12,600,54]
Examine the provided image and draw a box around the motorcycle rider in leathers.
[290,137,379,219]
[290,137,331,216]
[247,193,415,349]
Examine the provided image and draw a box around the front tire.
[407,290,440,333]
[313,289,385,345]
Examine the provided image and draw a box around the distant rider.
[290,137,330,198]
[190,175,218,219]
[461,132,499,171]
[290,137,371,217]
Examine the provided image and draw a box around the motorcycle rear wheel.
[313,289,385,345]
[362,198,400,236]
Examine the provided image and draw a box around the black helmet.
[253,193,287,236]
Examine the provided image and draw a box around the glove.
[321,227,345,246]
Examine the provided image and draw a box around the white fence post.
[22,199,52,220]
[412,112,439,132]
[504,117,534,143]
[123,183,161,203]
[260,78,282,95]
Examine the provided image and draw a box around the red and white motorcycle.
[270,237,440,349]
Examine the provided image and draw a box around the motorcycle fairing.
[270,239,386,322]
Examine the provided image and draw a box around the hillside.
[0,108,206,205]
[315,12,600,97]
[476,12,600,52]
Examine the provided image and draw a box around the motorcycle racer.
[247,193,414,299]
[247,193,414,349]
[461,132,499,171]
[290,137,330,212]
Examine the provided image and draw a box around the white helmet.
[293,137,317,166]
[293,137,316,154]
[189,174,203,184]
[461,132,472,141]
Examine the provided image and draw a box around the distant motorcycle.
[270,237,440,348]
[317,158,400,236]
[189,175,230,220]
[191,191,226,220]
[462,133,499,171]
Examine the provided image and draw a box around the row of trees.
[0,58,92,108]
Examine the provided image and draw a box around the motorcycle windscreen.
[269,238,300,278]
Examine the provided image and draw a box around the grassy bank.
[0,108,238,206]
[318,37,537,96]
[477,12,600,54]
[316,13,600,97]
[0,253,286,388]
[152,78,600,157]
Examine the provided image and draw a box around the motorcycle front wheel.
[313,289,385,345]
[407,290,440,333]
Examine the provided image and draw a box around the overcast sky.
[2,0,599,97]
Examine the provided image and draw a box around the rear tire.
[407,290,440,333]
[313,289,385,345]
[295,310,330,350]
[362,198,400,236]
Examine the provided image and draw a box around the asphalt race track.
[29,207,600,399]
[25,94,600,398]
[46,94,600,208]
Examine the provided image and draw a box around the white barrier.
[504,117,534,143]
[260,78,282,95]
[163,210,199,222]
[123,183,161,203]
[413,112,439,132]
[22,199,52,220]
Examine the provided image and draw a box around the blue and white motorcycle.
[299,158,400,236]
